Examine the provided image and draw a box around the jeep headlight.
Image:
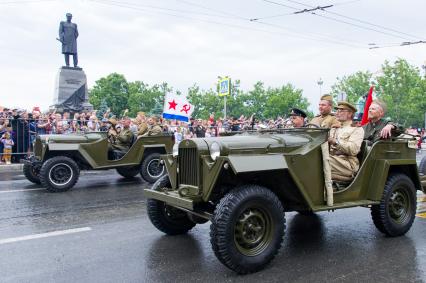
[210,142,221,161]
[172,142,179,157]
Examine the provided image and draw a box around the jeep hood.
[38,132,105,143]
[204,133,311,150]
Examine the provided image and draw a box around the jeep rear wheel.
[210,185,285,274]
[140,153,165,184]
[23,163,41,184]
[371,173,416,237]
[147,175,196,235]
[40,156,80,193]
[116,166,140,179]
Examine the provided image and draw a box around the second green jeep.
[145,129,425,274]
[22,132,173,192]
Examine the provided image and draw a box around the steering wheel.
[305,123,320,128]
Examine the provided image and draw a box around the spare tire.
[140,153,165,183]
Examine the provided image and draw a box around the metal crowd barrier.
[0,118,229,162]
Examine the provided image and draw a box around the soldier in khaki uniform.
[328,102,364,181]
[136,112,149,136]
[110,118,134,152]
[142,117,163,136]
[310,94,340,128]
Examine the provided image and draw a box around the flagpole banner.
[163,93,194,122]
[361,86,374,126]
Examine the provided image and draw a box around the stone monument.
[51,13,93,113]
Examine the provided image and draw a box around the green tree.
[89,73,129,116]
[264,84,310,119]
[127,81,172,117]
[330,71,373,104]
[96,99,109,119]
[187,84,223,119]
[376,58,425,127]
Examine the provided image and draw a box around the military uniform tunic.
[59,21,78,54]
[137,122,148,136]
[329,121,364,181]
[112,128,134,151]
[143,125,163,136]
[362,119,403,144]
[310,113,340,128]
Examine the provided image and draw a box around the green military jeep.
[144,129,426,274]
[22,132,173,192]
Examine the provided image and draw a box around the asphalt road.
[0,168,425,283]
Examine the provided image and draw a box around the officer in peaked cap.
[310,94,340,128]
[288,108,307,128]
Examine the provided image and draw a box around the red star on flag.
[168,99,177,110]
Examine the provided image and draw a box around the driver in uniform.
[109,118,134,154]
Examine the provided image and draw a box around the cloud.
[0,0,425,113]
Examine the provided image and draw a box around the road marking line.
[0,227,92,245]
[0,188,45,194]
[418,196,426,202]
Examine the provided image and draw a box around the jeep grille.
[34,137,42,158]
[178,147,199,186]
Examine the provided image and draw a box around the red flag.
[361,86,374,125]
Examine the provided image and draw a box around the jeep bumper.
[144,189,194,210]
[20,156,42,167]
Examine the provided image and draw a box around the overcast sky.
[0,0,425,113]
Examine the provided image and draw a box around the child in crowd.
[1,132,14,164]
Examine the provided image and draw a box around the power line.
[294,5,334,14]
[0,0,55,4]
[370,40,426,49]
[175,0,248,21]
[88,0,328,42]
[174,0,366,48]
[271,0,421,40]
[332,0,363,6]
[89,0,240,20]
[91,0,366,48]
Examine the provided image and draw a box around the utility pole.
[317,78,323,96]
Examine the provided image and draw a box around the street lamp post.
[317,78,323,96]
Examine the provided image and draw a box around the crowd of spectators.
[0,106,425,164]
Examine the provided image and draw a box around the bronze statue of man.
[59,13,79,67]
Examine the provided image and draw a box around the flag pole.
[224,96,227,120]
[361,86,374,125]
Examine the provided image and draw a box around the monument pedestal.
[51,66,93,113]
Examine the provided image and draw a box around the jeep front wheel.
[23,163,41,184]
[140,153,165,184]
[39,156,80,192]
[147,175,196,235]
[371,173,416,237]
[116,166,140,179]
[210,185,285,274]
